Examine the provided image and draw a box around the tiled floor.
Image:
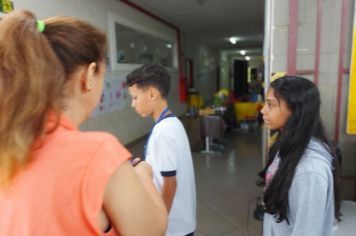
[127,118,263,236]
[193,130,263,236]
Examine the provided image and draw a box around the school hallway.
[127,118,263,236]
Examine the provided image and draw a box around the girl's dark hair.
[263,76,341,223]
[126,63,171,98]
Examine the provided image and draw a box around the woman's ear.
[84,62,98,91]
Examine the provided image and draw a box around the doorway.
[232,59,249,99]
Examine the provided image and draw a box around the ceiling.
[124,0,265,53]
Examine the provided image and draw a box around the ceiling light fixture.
[240,50,246,55]
[229,36,239,44]
[245,56,250,61]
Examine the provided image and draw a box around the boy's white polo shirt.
[146,117,196,236]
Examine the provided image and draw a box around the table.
[200,115,226,153]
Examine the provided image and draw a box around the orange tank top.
[0,115,131,235]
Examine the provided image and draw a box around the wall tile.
[297,54,314,70]
[273,0,289,26]
[272,26,288,56]
[319,83,337,114]
[271,56,287,73]
[320,23,340,54]
[322,0,342,24]
[321,113,335,140]
[297,23,316,55]
[319,53,338,83]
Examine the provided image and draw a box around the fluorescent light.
[240,50,246,55]
[245,56,250,61]
[229,37,238,44]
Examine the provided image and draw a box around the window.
[108,12,177,71]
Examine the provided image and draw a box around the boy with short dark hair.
[126,63,196,236]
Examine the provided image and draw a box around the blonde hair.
[0,11,65,186]
[0,10,107,187]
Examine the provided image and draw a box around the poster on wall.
[347,3,356,134]
[92,77,128,117]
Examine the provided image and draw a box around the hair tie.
[271,72,287,82]
[36,20,46,33]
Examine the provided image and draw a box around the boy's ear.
[148,87,160,100]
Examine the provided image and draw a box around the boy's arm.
[161,175,177,212]
[156,130,178,212]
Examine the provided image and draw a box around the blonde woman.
[0,10,167,236]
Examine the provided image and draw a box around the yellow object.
[347,24,356,134]
[188,93,204,109]
[234,102,262,121]
[270,72,287,82]
[198,107,215,116]
[214,88,229,97]
[0,0,13,13]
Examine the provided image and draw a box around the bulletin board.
[91,75,128,117]
[347,3,356,134]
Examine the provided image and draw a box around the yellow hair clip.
[270,72,287,82]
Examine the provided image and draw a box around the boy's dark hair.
[126,63,171,98]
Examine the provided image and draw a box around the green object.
[213,89,229,106]
[36,20,46,33]
[213,96,224,106]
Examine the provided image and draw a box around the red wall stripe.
[334,0,350,142]
[314,0,322,85]
[287,0,298,75]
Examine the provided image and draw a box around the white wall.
[11,0,215,144]
[271,0,356,175]
[182,33,217,105]
[219,51,230,89]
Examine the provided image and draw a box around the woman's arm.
[103,160,168,236]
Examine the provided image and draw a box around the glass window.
[112,22,174,68]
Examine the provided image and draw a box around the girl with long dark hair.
[261,76,341,236]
